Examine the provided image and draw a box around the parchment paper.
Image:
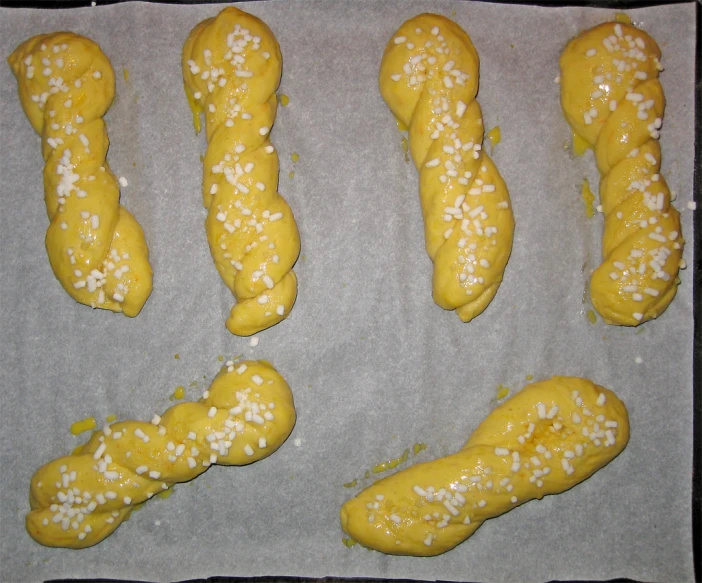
[0,2,696,582]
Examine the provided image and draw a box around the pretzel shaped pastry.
[560,22,684,325]
[26,360,296,548]
[340,377,628,556]
[8,33,152,317]
[182,8,300,336]
[379,14,514,323]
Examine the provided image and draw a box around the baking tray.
[0,1,698,582]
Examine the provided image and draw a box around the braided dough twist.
[26,360,296,548]
[8,33,152,317]
[379,14,514,323]
[183,8,300,336]
[560,22,684,325]
[340,376,629,556]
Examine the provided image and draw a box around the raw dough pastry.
[340,376,628,556]
[182,7,300,336]
[8,33,153,317]
[26,360,296,548]
[379,14,514,323]
[559,22,684,325]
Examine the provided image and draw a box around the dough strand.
[26,360,296,548]
[183,8,301,336]
[379,14,514,322]
[8,32,153,317]
[559,22,684,325]
[340,377,629,556]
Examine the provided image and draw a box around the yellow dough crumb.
[372,449,410,474]
[379,14,515,323]
[70,417,96,436]
[587,309,597,324]
[105,414,117,423]
[123,68,129,82]
[486,126,501,148]
[412,443,427,456]
[615,13,632,24]
[572,131,591,156]
[156,487,175,500]
[341,376,629,556]
[400,136,410,163]
[8,32,153,316]
[496,384,510,400]
[170,385,186,401]
[581,178,596,218]
[279,93,289,106]
[291,152,299,163]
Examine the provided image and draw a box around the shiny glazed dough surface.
[340,377,629,556]
[182,7,301,336]
[379,13,514,323]
[8,32,153,317]
[559,22,684,326]
[26,360,296,549]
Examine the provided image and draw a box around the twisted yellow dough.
[379,14,514,323]
[26,360,296,548]
[182,8,300,336]
[8,33,152,317]
[340,377,629,556]
[560,22,684,325]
